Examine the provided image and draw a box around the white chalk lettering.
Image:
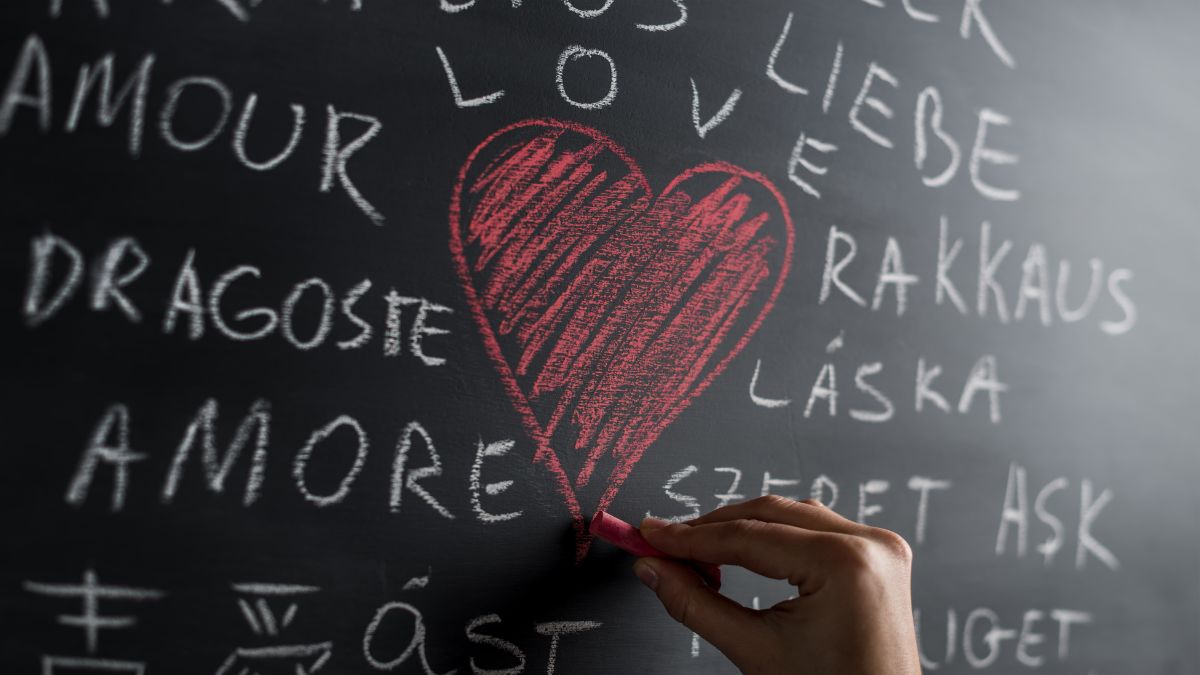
[914,608,957,670]
[163,249,204,339]
[872,237,918,315]
[849,362,894,423]
[1055,258,1104,323]
[976,222,1012,323]
[66,53,155,156]
[209,265,278,341]
[1049,609,1090,660]
[1013,243,1052,325]
[280,278,334,350]
[804,363,838,418]
[1015,610,1046,667]
[562,0,612,18]
[786,132,837,198]
[848,62,899,149]
[902,0,939,22]
[24,231,84,327]
[534,621,601,675]
[0,34,52,135]
[907,477,950,545]
[914,87,960,187]
[935,217,967,314]
[159,76,232,151]
[65,403,145,511]
[1099,268,1137,335]
[962,608,1015,668]
[470,438,521,523]
[714,467,744,508]
[232,94,305,170]
[766,13,808,95]
[434,46,505,108]
[465,614,525,675]
[337,279,373,350]
[50,0,110,18]
[649,465,700,522]
[635,0,687,32]
[391,421,454,519]
[960,0,1015,68]
[555,46,616,111]
[914,357,951,414]
[322,106,385,225]
[956,354,1007,423]
[810,475,839,509]
[410,298,453,366]
[970,109,1020,201]
[1076,479,1119,570]
[161,398,270,506]
[857,480,889,524]
[761,472,801,500]
[995,462,1027,557]
[292,415,368,507]
[689,78,741,139]
[90,237,150,323]
[1033,476,1067,566]
[819,225,866,306]
[749,359,791,408]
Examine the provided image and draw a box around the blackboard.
[2,0,1198,673]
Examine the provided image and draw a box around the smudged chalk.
[589,510,721,590]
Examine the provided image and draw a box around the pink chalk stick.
[589,510,722,590]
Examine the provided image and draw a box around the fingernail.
[633,559,659,590]
[641,517,669,531]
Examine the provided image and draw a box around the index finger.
[689,495,862,535]
[642,519,838,591]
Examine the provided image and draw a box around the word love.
[438,1,1023,205]
[64,398,523,524]
[0,34,385,224]
[23,232,454,361]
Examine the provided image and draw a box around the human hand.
[633,495,920,675]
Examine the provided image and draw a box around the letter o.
[293,415,368,507]
[159,76,233,152]
[555,45,617,110]
[280,278,334,350]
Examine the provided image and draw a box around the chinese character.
[214,583,332,675]
[24,567,165,675]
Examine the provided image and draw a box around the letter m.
[161,398,271,506]
[66,52,155,156]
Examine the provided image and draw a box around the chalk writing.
[450,118,793,557]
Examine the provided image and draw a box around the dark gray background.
[1,0,1197,672]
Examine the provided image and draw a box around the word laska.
[449,118,794,558]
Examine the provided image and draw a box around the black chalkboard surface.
[2,1,1198,673]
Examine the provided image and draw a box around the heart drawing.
[449,119,795,559]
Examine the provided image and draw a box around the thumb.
[633,557,767,668]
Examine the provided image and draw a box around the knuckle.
[871,527,914,564]
[825,534,875,571]
[798,498,823,508]
[821,530,912,589]
[731,517,767,539]
[663,587,694,625]
[751,494,793,510]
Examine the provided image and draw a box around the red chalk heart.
[449,119,794,558]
